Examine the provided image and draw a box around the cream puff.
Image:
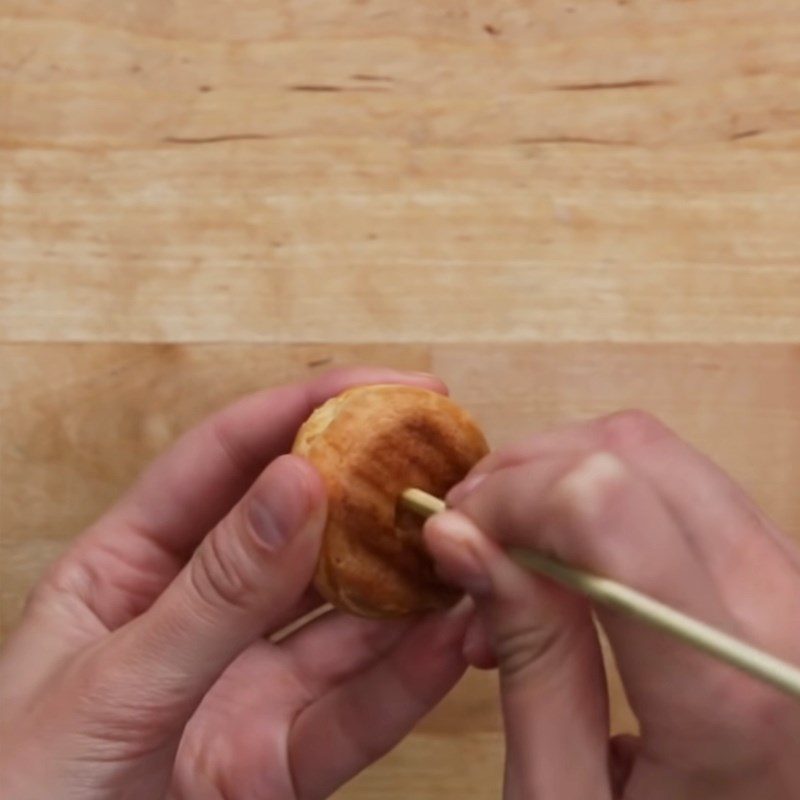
[292,384,489,617]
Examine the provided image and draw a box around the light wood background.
[1,2,799,797]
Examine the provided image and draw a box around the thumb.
[425,510,612,800]
[95,454,326,730]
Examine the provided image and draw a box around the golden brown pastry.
[292,384,489,617]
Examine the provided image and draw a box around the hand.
[0,367,470,800]
[425,410,800,799]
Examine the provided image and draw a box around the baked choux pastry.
[292,384,489,617]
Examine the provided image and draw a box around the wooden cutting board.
[1,2,799,797]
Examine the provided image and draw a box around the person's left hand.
[0,367,470,800]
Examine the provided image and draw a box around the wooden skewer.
[401,487,800,702]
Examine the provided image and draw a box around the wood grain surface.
[1,2,799,797]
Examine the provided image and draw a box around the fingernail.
[447,472,487,505]
[247,456,313,552]
[426,512,492,596]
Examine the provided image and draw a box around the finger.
[288,601,471,799]
[447,419,596,505]
[458,451,733,637]
[90,455,327,739]
[42,367,446,629]
[450,452,583,525]
[454,409,800,577]
[488,454,721,598]
[426,511,612,800]
[279,609,417,695]
[462,613,497,669]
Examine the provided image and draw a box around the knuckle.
[23,557,90,614]
[545,450,630,529]
[188,523,260,612]
[598,409,668,452]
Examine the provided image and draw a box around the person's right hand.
[425,410,800,799]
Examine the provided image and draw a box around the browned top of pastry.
[293,384,489,617]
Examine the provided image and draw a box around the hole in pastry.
[393,494,428,552]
